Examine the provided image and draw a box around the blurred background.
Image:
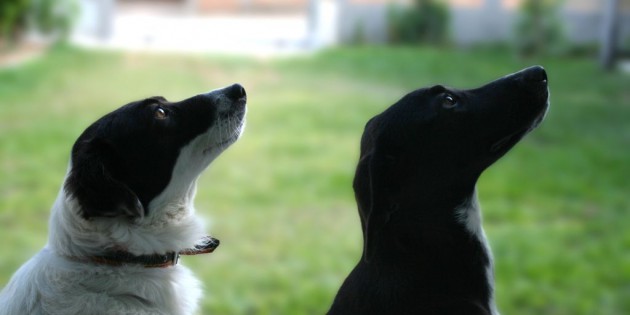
[1,0,629,314]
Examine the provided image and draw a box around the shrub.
[0,0,30,44]
[0,0,77,47]
[513,0,567,56]
[388,0,450,45]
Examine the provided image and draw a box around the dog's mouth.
[202,112,246,154]
[490,129,528,153]
[490,99,549,154]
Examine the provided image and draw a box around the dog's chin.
[490,99,549,154]
[531,99,550,129]
[489,129,527,154]
[201,114,246,155]
[216,136,238,148]
[203,135,239,154]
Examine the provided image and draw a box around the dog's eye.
[442,94,457,109]
[154,107,167,120]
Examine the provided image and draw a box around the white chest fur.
[455,191,500,315]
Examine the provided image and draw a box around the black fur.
[328,66,549,315]
[65,84,246,220]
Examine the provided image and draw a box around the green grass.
[1,46,629,315]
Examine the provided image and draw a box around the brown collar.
[83,236,220,268]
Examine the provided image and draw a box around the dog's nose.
[521,65,547,83]
[225,83,246,101]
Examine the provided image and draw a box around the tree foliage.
[0,0,76,46]
[388,0,450,45]
[514,0,567,56]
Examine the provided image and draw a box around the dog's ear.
[355,151,395,263]
[65,138,144,220]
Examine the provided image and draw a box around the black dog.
[327,67,549,315]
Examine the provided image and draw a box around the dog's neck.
[362,188,499,315]
[366,187,487,256]
[66,236,220,268]
[456,191,499,315]
[46,183,207,259]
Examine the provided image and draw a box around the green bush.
[388,0,450,45]
[0,0,30,44]
[0,0,76,46]
[31,0,77,39]
[513,0,567,56]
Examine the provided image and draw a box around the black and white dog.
[0,84,247,315]
[327,67,549,315]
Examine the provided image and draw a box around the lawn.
[0,46,628,315]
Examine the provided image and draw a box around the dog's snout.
[521,65,547,83]
[225,83,246,101]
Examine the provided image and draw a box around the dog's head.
[355,66,549,261]
[64,84,246,221]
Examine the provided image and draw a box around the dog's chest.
[454,195,499,315]
[88,265,202,314]
[42,257,202,315]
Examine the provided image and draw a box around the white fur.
[455,191,500,315]
[0,93,245,315]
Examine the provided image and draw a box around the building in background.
[448,0,630,45]
[71,0,630,54]
[74,0,323,54]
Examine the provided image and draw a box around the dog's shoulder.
[0,250,51,315]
